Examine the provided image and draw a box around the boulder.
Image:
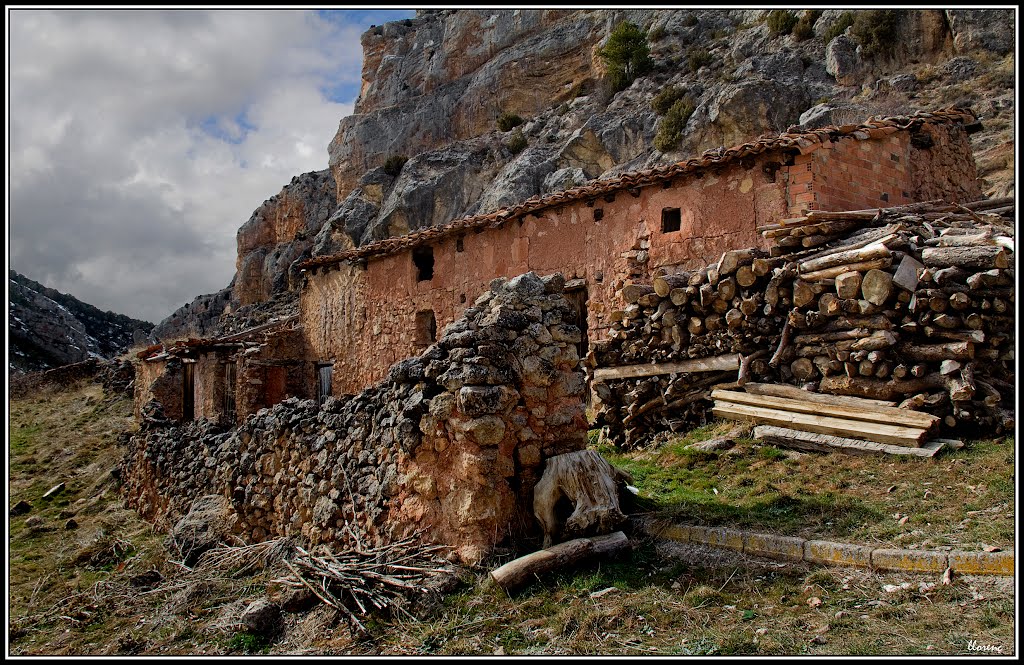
[240,599,283,637]
[168,495,236,566]
[826,34,862,86]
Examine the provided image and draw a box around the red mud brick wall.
[302,154,788,395]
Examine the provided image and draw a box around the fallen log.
[488,532,630,593]
[533,450,629,548]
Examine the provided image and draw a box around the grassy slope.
[7,382,1016,656]
[599,421,1015,551]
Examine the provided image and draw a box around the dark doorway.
[564,283,590,403]
[317,363,333,405]
[182,361,195,421]
[223,362,237,422]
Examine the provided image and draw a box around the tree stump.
[533,450,630,548]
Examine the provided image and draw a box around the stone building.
[135,108,981,424]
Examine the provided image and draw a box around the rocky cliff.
[154,8,1014,340]
[9,271,154,375]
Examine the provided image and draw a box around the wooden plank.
[712,402,929,447]
[712,389,939,430]
[753,426,942,457]
[742,382,897,407]
[592,354,740,382]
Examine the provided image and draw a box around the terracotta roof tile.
[300,107,976,271]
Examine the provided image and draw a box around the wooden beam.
[592,354,740,382]
[712,402,929,447]
[742,382,897,407]
[711,389,939,430]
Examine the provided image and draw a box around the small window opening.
[593,208,604,221]
[317,363,333,405]
[415,310,437,346]
[456,236,465,252]
[413,246,434,281]
[662,208,681,233]
[460,293,467,304]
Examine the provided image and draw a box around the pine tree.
[599,21,654,92]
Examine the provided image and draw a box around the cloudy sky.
[7,8,415,324]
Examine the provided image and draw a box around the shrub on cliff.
[651,85,686,116]
[686,47,712,73]
[653,97,695,152]
[792,10,823,41]
[505,128,527,155]
[599,21,654,92]
[851,9,901,58]
[823,11,855,43]
[497,112,524,132]
[383,155,408,177]
[767,10,798,36]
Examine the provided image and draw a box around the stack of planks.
[711,383,950,457]
[590,198,1014,449]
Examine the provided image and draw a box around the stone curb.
[644,522,1014,576]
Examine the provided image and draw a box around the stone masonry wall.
[121,272,588,564]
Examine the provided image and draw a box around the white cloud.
[7,8,395,323]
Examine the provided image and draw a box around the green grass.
[598,421,1014,549]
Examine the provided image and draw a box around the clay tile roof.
[299,107,977,271]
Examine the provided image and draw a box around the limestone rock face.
[234,170,337,306]
[329,9,604,198]
[945,9,1015,55]
[826,35,863,86]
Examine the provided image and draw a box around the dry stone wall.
[121,272,588,564]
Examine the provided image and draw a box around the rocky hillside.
[154,8,1014,340]
[8,271,154,375]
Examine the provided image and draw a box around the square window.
[413,246,434,281]
[662,208,681,233]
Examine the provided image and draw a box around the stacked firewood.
[592,247,786,447]
[591,198,1014,449]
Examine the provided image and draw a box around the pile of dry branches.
[274,536,455,633]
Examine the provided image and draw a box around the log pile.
[591,198,1014,448]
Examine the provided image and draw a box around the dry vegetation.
[7,380,1016,656]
